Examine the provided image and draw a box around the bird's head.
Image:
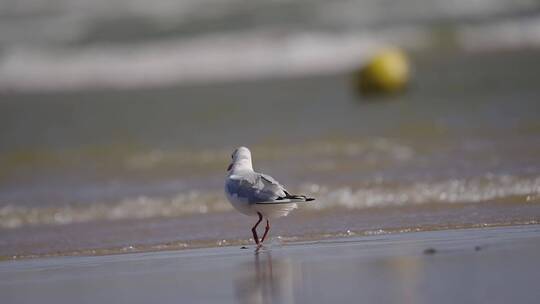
[227,146,253,172]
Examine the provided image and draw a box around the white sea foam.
[302,174,540,210]
[1,174,539,229]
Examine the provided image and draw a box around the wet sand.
[1,225,539,304]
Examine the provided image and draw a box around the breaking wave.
[1,174,539,229]
[2,18,540,92]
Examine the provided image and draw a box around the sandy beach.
[2,225,540,304]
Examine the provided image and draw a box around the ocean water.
[1,0,540,257]
[1,48,540,257]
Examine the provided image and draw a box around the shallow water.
[1,49,540,257]
[1,201,539,258]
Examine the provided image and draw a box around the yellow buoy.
[354,48,411,95]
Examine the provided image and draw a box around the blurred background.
[1,0,540,90]
[1,0,540,255]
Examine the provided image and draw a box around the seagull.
[225,146,315,248]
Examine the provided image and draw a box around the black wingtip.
[286,194,315,202]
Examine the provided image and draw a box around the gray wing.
[226,171,288,203]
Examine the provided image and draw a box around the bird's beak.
[227,163,233,171]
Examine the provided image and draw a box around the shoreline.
[2,199,539,261]
[2,218,539,262]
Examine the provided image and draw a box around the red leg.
[260,219,270,244]
[251,212,263,245]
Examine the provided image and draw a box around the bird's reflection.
[234,250,295,304]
